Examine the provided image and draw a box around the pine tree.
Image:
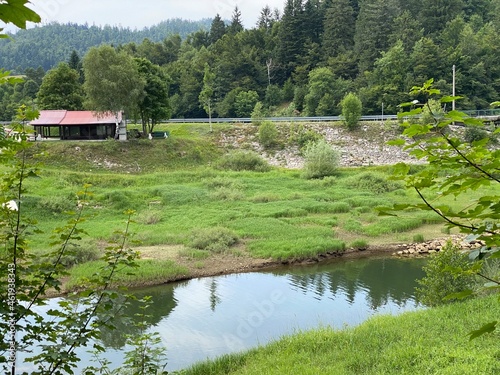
[277,0,306,81]
[322,0,355,58]
[209,14,226,44]
[418,0,465,36]
[354,0,401,73]
[228,6,244,34]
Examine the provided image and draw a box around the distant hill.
[0,18,212,73]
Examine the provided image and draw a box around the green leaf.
[442,290,473,301]
[469,321,497,340]
[440,96,462,103]
[0,0,41,28]
[387,139,406,146]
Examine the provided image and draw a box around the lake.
[17,256,427,373]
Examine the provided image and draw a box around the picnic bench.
[149,131,170,139]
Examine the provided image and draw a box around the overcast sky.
[25,0,286,30]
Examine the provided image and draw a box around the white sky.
[25,0,285,30]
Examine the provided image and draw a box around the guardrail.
[164,115,399,124]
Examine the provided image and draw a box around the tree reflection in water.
[281,258,426,309]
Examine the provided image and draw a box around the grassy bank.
[8,123,495,289]
[181,295,500,374]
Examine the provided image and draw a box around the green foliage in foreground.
[182,295,500,375]
[416,242,478,307]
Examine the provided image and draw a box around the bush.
[137,210,162,225]
[350,239,368,249]
[415,242,476,307]
[37,194,76,214]
[251,101,266,125]
[301,139,339,179]
[463,126,489,144]
[187,227,239,253]
[289,124,322,150]
[259,121,278,148]
[341,92,362,130]
[216,150,271,172]
[209,187,244,201]
[347,172,403,194]
[49,239,101,268]
[420,99,444,125]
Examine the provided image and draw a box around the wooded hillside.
[1,0,499,120]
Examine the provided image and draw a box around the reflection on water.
[19,257,427,372]
[98,257,426,372]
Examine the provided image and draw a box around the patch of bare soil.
[135,244,402,283]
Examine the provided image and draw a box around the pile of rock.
[393,235,485,257]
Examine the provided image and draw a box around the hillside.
[0,19,212,72]
[24,121,415,172]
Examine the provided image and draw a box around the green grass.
[65,259,188,290]
[13,136,493,262]
[181,295,500,375]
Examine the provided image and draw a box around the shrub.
[463,126,489,144]
[49,239,101,268]
[187,227,239,253]
[420,98,444,125]
[415,242,476,307]
[209,187,244,201]
[341,92,362,130]
[295,128,322,150]
[347,172,403,194]
[216,150,271,172]
[37,194,76,214]
[137,210,162,225]
[259,121,278,148]
[251,101,265,125]
[301,139,339,179]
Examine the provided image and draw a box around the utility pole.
[452,65,456,111]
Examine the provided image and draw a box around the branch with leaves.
[381,79,500,339]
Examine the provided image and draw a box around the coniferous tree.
[418,0,465,36]
[354,0,401,73]
[303,0,324,45]
[67,50,84,82]
[228,6,244,34]
[322,0,355,58]
[277,0,306,82]
[257,5,275,31]
[209,14,226,44]
[389,10,424,52]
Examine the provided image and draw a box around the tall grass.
[20,140,483,262]
[65,259,188,291]
[182,295,500,375]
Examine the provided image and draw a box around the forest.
[1,0,500,121]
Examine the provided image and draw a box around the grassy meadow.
[8,122,493,288]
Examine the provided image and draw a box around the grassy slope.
[15,122,496,288]
[182,295,500,375]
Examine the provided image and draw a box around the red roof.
[30,110,66,125]
[31,111,122,126]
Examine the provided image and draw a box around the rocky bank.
[216,121,422,169]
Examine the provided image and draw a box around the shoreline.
[59,235,475,296]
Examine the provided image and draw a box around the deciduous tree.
[83,44,145,118]
[383,80,500,337]
[135,58,171,135]
[37,62,84,110]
